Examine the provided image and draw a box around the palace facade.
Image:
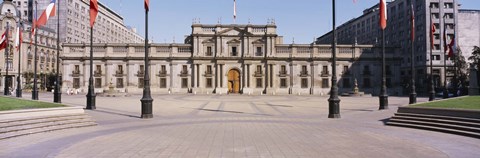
[61,23,403,96]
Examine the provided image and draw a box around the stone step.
[0,118,96,134]
[391,115,480,128]
[0,114,92,129]
[386,121,480,139]
[0,121,97,140]
[394,113,480,123]
[389,118,480,133]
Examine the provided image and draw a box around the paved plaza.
[1,93,480,158]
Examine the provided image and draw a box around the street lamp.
[328,0,340,118]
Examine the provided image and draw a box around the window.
[182,65,188,72]
[322,79,329,88]
[140,65,145,72]
[322,66,328,74]
[231,46,238,56]
[74,65,80,73]
[161,65,166,73]
[280,78,287,88]
[73,78,80,88]
[117,65,123,73]
[343,78,351,88]
[256,78,262,88]
[343,66,349,74]
[256,65,262,73]
[363,78,371,88]
[95,78,102,88]
[301,65,308,74]
[206,65,212,74]
[116,78,124,88]
[256,47,262,56]
[281,65,286,72]
[160,78,167,88]
[206,46,212,56]
[95,65,101,73]
[206,78,212,88]
[301,78,308,88]
[138,78,144,88]
[181,78,188,88]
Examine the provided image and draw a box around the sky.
[99,0,480,44]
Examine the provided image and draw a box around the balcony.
[299,71,309,77]
[115,70,124,77]
[254,71,263,77]
[204,71,213,77]
[363,70,372,76]
[255,52,263,56]
[72,70,81,77]
[206,51,213,56]
[321,71,330,77]
[278,70,288,77]
[231,52,238,57]
[180,70,189,77]
[94,70,102,77]
[137,70,145,77]
[158,70,167,77]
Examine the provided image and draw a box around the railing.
[321,71,329,77]
[137,70,145,77]
[300,71,309,77]
[252,28,266,33]
[279,70,288,77]
[254,71,263,77]
[178,47,191,53]
[204,71,213,77]
[115,70,124,77]
[113,46,128,53]
[206,51,213,56]
[276,47,291,54]
[94,70,102,77]
[255,52,263,56]
[72,70,80,77]
[180,70,189,77]
[202,27,216,32]
[158,70,167,77]
[156,46,171,53]
[297,47,312,54]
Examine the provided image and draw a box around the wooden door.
[228,69,240,93]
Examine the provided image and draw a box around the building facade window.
[301,78,308,88]
[280,78,287,88]
[95,78,102,88]
[322,79,329,88]
[181,78,188,88]
[206,78,212,88]
[116,78,124,88]
[160,78,167,88]
[256,78,262,88]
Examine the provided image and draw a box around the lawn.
[0,96,65,111]
[412,96,480,110]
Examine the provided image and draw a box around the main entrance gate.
[227,69,240,93]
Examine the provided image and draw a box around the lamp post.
[442,14,448,99]
[409,5,417,104]
[328,0,340,118]
[54,0,61,103]
[140,2,153,118]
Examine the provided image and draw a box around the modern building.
[458,9,480,63]
[13,0,144,44]
[0,0,59,93]
[61,23,403,95]
[317,0,460,94]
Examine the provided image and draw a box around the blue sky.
[99,0,480,44]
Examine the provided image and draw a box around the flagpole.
[54,0,61,103]
[86,25,95,109]
[442,14,448,99]
[379,26,388,109]
[32,0,38,100]
[16,21,22,98]
[409,5,417,104]
[429,5,435,101]
[328,0,340,119]
[452,0,458,97]
[4,23,10,96]
[141,1,153,119]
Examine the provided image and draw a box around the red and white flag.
[410,4,415,41]
[448,35,456,57]
[379,0,387,30]
[145,0,149,11]
[37,0,56,26]
[430,18,436,48]
[0,31,7,51]
[90,0,99,27]
[15,25,23,50]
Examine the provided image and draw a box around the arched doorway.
[228,69,241,93]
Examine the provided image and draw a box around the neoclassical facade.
[62,23,403,96]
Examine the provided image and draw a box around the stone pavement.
[1,93,480,158]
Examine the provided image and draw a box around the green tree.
[468,46,480,93]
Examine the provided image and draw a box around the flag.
[410,4,415,41]
[443,21,448,53]
[90,0,99,27]
[379,0,387,30]
[448,35,456,58]
[30,4,37,46]
[145,0,149,11]
[233,0,237,21]
[37,0,56,26]
[430,18,436,48]
[0,31,7,51]
[15,25,23,50]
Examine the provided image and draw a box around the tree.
[455,48,469,95]
[469,46,480,69]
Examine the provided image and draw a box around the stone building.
[317,0,460,94]
[61,23,403,95]
[13,0,144,44]
[458,9,480,63]
[0,0,59,93]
